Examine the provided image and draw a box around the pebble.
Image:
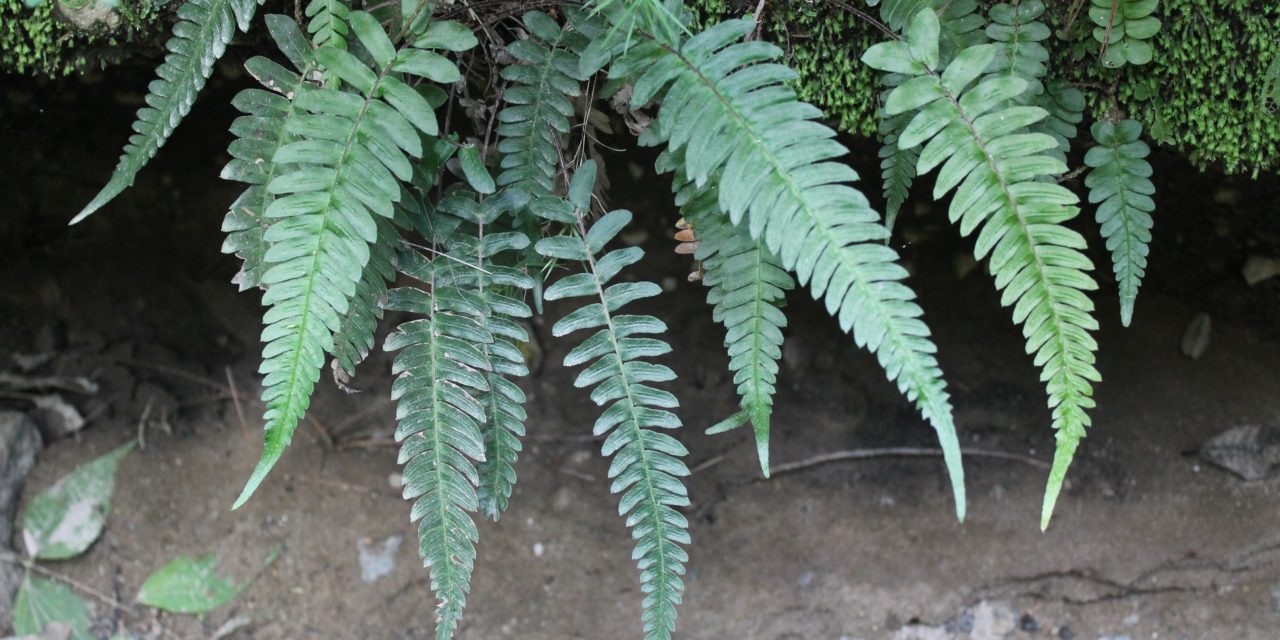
[356,535,403,583]
[533,542,545,558]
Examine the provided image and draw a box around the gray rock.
[1199,424,1280,480]
[0,411,43,629]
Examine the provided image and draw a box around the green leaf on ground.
[137,554,245,614]
[13,575,94,640]
[21,441,135,560]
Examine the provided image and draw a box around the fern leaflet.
[306,0,351,49]
[617,17,966,518]
[1084,119,1155,327]
[879,108,919,233]
[73,0,261,223]
[534,163,690,640]
[865,9,1102,528]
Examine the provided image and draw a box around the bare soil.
[3,64,1280,640]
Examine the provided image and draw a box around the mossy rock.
[691,0,1280,175]
[0,0,167,76]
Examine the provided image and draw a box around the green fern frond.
[1034,81,1086,165]
[306,0,350,49]
[673,170,793,476]
[1089,0,1161,68]
[234,11,471,508]
[72,0,262,223]
[879,108,919,233]
[330,217,398,380]
[496,11,589,200]
[382,249,494,640]
[617,17,965,519]
[865,9,1102,529]
[986,0,1050,101]
[221,15,316,292]
[534,163,690,640]
[436,191,538,521]
[1084,119,1155,327]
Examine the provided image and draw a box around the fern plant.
[55,0,1198,636]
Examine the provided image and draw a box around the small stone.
[1018,613,1038,632]
[533,542,545,558]
[551,486,575,512]
[388,472,403,490]
[796,570,815,588]
[1269,583,1280,613]
[1199,424,1280,480]
[661,276,679,293]
[1181,313,1211,360]
[566,449,592,467]
[1123,613,1140,626]
[1243,255,1280,286]
[969,600,1018,640]
[1057,625,1075,640]
[31,394,86,442]
[356,535,403,583]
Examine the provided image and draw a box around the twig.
[768,446,1050,477]
[225,366,250,442]
[295,473,382,496]
[107,356,228,393]
[306,416,335,449]
[136,397,154,451]
[0,551,137,616]
[336,436,398,450]
[690,453,726,475]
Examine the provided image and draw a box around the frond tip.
[535,163,690,640]
[74,0,261,224]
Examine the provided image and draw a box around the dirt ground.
[3,62,1280,640]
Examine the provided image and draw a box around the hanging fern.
[382,247,492,639]
[1035,81,1086,165]
[73,0,261,223]
[985,0,1050,102]
[608,16,966,518]
[1085,118,1156,327]
[434,190,538,520]
[220,15,316,292]
[865,9,1102,528]
[534,163,690,640]
[233,12,476,507]
[671,165,794,476]
[879,108,919,233]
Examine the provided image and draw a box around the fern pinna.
[535,163,691,639]
[864,9,1102,528]
[608,14,966,517]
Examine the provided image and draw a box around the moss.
[0,0,164,76]
[689,0,1280,175]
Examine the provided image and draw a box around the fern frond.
[1084,119,1155,327]
[1089,0,1161,68]
[221,15,316,292]
[865,10,1102,529]
[73,0,261,223]
[1034,81,1086,165]
[330,217,398,380]
[674,173,793,476]
[986,0,1050,102]
[306,0,350,49]
[618,18,966,519]
[234,12,472,507]
[878,108,919,232]
[496,11,588,200]
[534,164,690,640]
[436,192,538,521]
[383,249,494,640]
